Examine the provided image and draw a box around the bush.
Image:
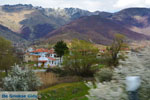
[86,47,150,100]
[2,65,42,91]
[86,81,128,100]
[139,83,150,100]
[46,67,67,77]
[63,39,99,77]
[95,68,113,82]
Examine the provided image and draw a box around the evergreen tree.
[54,41,69,63]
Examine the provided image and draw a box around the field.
[39,82,89,100]
[37,72,59,89]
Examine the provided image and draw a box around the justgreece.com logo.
[0,91,38,100]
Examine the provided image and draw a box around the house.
[24,53,39,62]
[99,48,106,53]
[24,48,62,68]
[38,54,61,68]
[121,48,131,53]
[26,47,34,52]
[97,48,107,57]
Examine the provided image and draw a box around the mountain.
[1,4,150,45]
[45,15,148,45]
[0,4,99,40]
[0,24,27,43]
[111,8,150,36]
[64,8,98,20]
[44,7,150,44]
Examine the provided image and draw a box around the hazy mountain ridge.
[45,7,150,44]
[45,15,148,45]
[0,4,100,40]
[2,4,33,12]
[0,4,150,44]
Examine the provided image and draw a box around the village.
[1,36,150,100]
[23,40,150,69]
[1,33,150,100]
[24,48,61,68]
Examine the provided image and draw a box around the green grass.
[39,82,89,100]
[31,66,47,70]
[24,61,36,65]
[98,64,105,68]
[0,72,6,78]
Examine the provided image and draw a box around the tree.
[86,46,150,100]
[103,34,128,67]
[0,37,16,75]
[2,65,42,91]
[63,39,99,77]
[54,41,69,63]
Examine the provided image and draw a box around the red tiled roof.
[99,48,106,51]
[26,53,30,55]
[121,48,130,51]
[48,49,55,54]
[32,48,54,53]
[39,60,47,62]
[47,57,56,61]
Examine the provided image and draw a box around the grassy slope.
[39,82,89,100]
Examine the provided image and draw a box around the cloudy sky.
[0,0,150,12]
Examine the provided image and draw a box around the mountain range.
[0,4,150,45]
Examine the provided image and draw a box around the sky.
[0,0,150,12]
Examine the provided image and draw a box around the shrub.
[95,68,113,82]
[2,65,42,91]
[86,47,150,100]
[46,67,67,77]
[86,81,128,100]
[139,82,150,100]
[63,39,99,77]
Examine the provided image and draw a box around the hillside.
[0,24,27,43]
[1,5,150,44]
[0,5,34,33]
[0,4,99,40]
[111,8,150,36]
[45,15,148,45]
